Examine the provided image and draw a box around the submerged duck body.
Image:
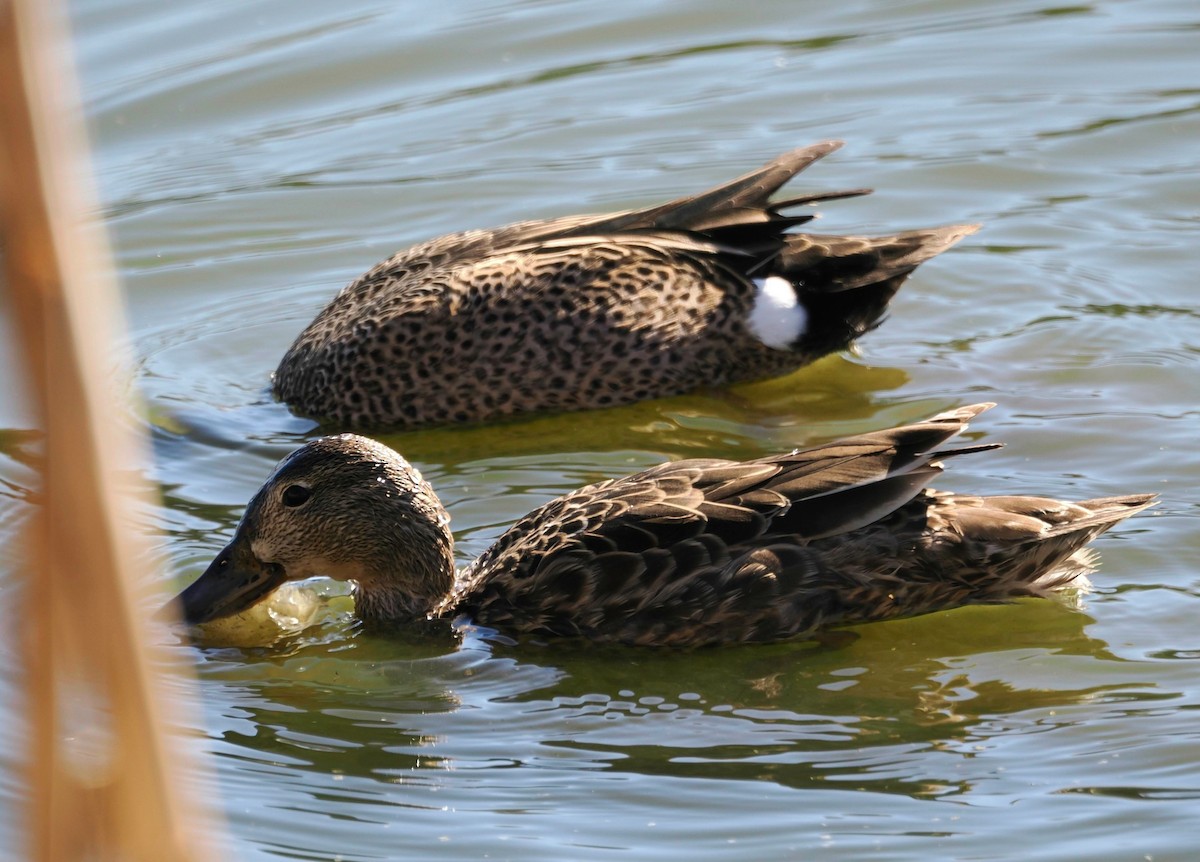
[175,405,1153,647]
[273,142,977,429]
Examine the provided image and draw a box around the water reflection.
[148,350,911,468]
[182,594,1161,812]
[9,0,1197,855]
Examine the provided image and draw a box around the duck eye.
[281,484,312,508]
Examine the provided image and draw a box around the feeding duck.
[273,141,977,429]
[174,404,1153,647]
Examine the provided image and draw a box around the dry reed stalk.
[0,1,221,859]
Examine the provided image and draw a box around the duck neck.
[351,531,457,625]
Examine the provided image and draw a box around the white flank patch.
[748,276,807,350]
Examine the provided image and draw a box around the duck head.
[174,435,455,625]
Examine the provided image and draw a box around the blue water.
[1,0,1197,858]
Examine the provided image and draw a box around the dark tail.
[553,143,978,357]
[784,224,979,354]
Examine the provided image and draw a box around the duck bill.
[172,539,286,625]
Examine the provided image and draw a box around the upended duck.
[174,404,1153,647]
[272,141,977,429]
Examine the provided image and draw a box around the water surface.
[1,0,1198,858]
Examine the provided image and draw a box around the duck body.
[273,142,977,429]
[175,405,1153,648]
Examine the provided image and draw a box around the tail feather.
[951,492,1155,598]
[781,224,980,293]
[542,144,976,359]
[771,187,874,210]
[1042,493,1158,539]
[566,141,853,236]
[657,141,847,226]
[784,224,979,353]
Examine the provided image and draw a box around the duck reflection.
[184,595,1157,806]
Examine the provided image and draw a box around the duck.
[173,404,1153,647]
[272,141,978,429]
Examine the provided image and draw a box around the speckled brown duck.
[174,404,1153,647]
[273,142,978,429]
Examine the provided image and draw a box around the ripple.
[4,0,1199,860]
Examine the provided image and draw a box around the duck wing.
[375,142,865,272]
[451,404,999,643]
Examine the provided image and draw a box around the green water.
[1,0,1198,858]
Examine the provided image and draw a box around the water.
[2,0,1198,858]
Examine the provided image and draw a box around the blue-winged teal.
[273,142,977,428]
[175,404,1152,647]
